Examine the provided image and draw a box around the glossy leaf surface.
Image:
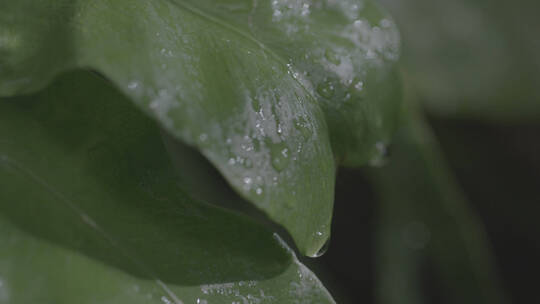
[0,0,401,255]
[0,71,335,303]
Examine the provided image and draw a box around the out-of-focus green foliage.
[381,0,540,121]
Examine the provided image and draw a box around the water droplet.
[317,82,335,98]
[366,49,376,59]
[294,117,313,139]
[270,143,290,172]
[324,49,341,65]
[312,237,331,258]
[301,3,310,16]
[354,81,364,91]
[127,81,139,90]
[256,188,263,195]
[228,158,236,165]
[198,133,208,143]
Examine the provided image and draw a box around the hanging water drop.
[312,237,331,258]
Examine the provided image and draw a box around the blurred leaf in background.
[380,0,540,120]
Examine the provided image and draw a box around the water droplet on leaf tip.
[312,237,331,258]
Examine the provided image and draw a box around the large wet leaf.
[0,0,401,255]
[0,71,335,303]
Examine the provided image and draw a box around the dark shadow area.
[0,69,291,286]
[429,116,540,303]
[302,168,377,304]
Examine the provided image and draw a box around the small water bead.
[301,3,310,16]
[324,49,341,65]
[312,237,331,258]
[127,81,139,90]
[294,117,313,139]
[354,81,364,91]
[256,187,263,195]
[365,49,376,59]
[316,81,335,99]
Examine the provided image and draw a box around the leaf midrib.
[166,0,311,94]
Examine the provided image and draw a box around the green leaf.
[0,0,401,255]
[0,70,335,303]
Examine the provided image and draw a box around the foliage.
[0,0,400,302]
